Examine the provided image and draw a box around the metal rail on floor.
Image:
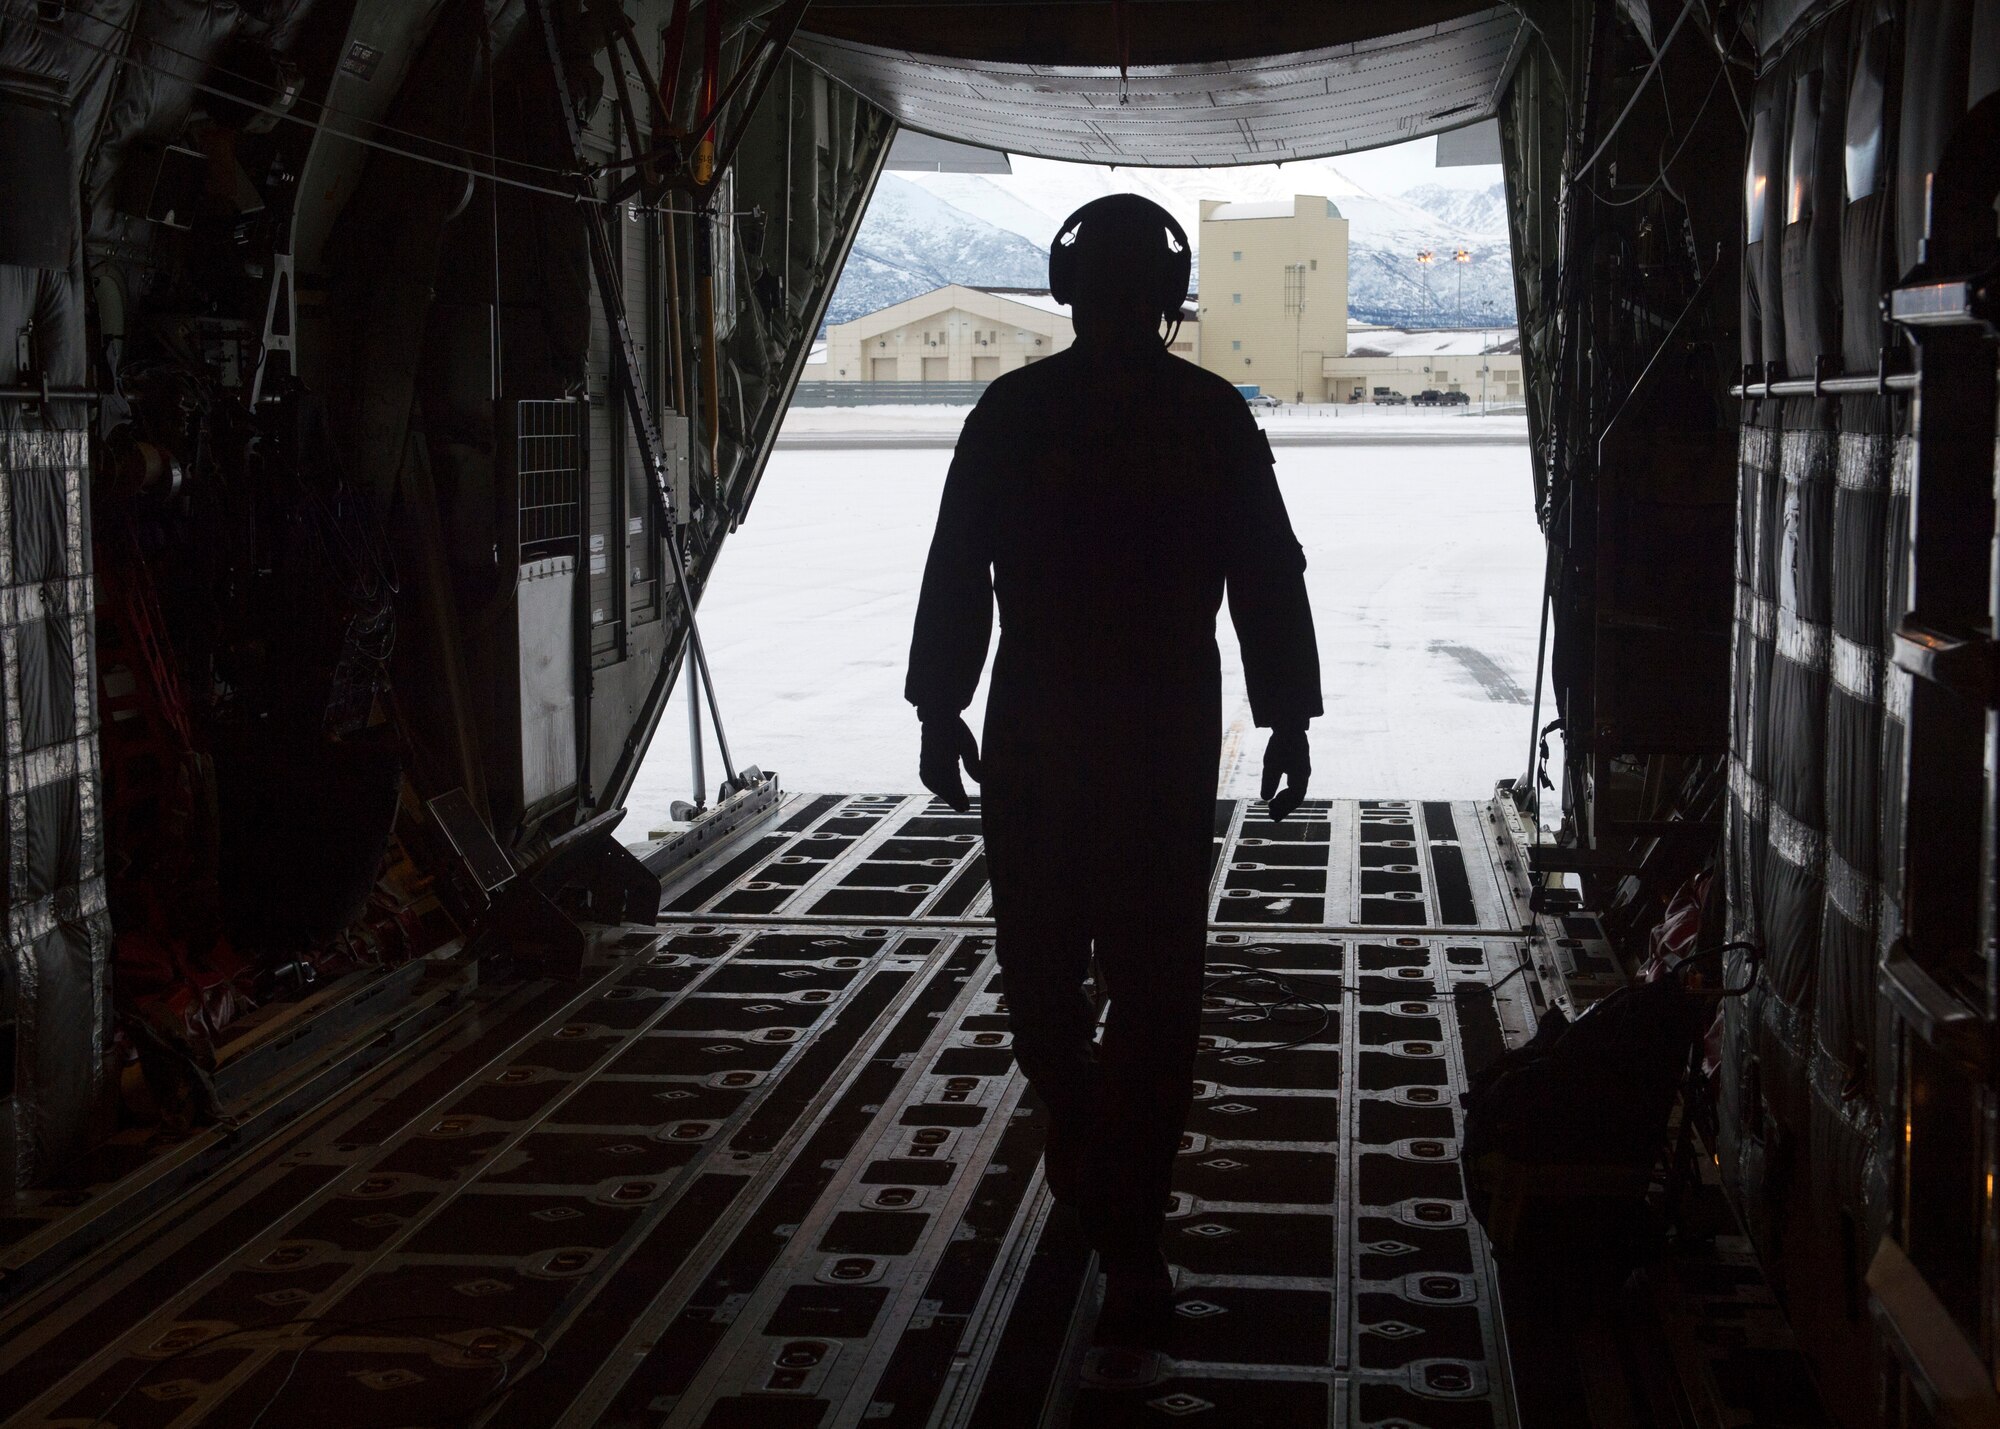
[663,912,1534,936]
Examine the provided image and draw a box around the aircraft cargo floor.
[0,793,1580,1428]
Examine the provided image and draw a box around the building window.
[1231,340,1241,351]
[1232,251,1242,262]
[1231,293,1241,304]
[1309,259,1318,270]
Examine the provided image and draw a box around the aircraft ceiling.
[790,1,1531,166]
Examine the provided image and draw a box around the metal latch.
[1892,617,1999,706]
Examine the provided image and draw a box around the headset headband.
[1047,194,1192,329]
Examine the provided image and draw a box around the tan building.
[1322,327,1523,403]
[802,284,1201,383]
[1197,196,1350,402]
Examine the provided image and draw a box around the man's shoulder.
[963,346,1246,428]
[1163,352,1255,410]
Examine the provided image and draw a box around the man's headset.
[1047,194,1193,342]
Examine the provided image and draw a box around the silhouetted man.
[906,194,1321,1342]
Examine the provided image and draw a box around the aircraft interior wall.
[1493,0,1998,1418]
[0,0,890,1191]
[1722,1,1996,1417]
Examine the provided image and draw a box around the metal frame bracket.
[1879,941,1986,1075]
[1892,617,2000,707]
[1889,271,1998,336]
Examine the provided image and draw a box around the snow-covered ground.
[625,438,1553,837]
[778,402,1529,443]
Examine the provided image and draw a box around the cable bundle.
[1199,962,1340,1052]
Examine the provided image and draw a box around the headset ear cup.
[1159,213,1192,325]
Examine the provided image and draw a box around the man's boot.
[1095,1247,1174,1346]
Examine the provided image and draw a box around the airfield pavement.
[628,412,1555,839]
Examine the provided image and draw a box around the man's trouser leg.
[982,780,1101,1167]
[1075,875,1208,1269]
[990,903,1100,1133]
[981,733,1215,1268]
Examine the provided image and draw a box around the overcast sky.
[1328,133,1502,194]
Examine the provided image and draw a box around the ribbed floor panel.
[0,796,1534,1428]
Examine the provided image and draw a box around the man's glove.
[1261,725,1311,821]
[919,713,983,813]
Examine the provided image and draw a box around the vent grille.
[518,399,583,551]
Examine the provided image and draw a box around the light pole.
[1454,247,1470,326]
[1416,249,1435,318]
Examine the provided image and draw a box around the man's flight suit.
[906,336,1321,1264]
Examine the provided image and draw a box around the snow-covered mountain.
[1399,181,1510,238]
[823,175,1052,328]
[825,155,1516,332]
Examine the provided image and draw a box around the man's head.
[1048,195,1191,341]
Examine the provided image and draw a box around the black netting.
[1759,809,1825,1015]
[1765,425,1834,836]
[1876,437,1912,915]
[0,432,110,1188]
[1823,685,1880,911]
[1,6,154,1186]
[1814,899,1881,1118]
[1820,417,1895,1131]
